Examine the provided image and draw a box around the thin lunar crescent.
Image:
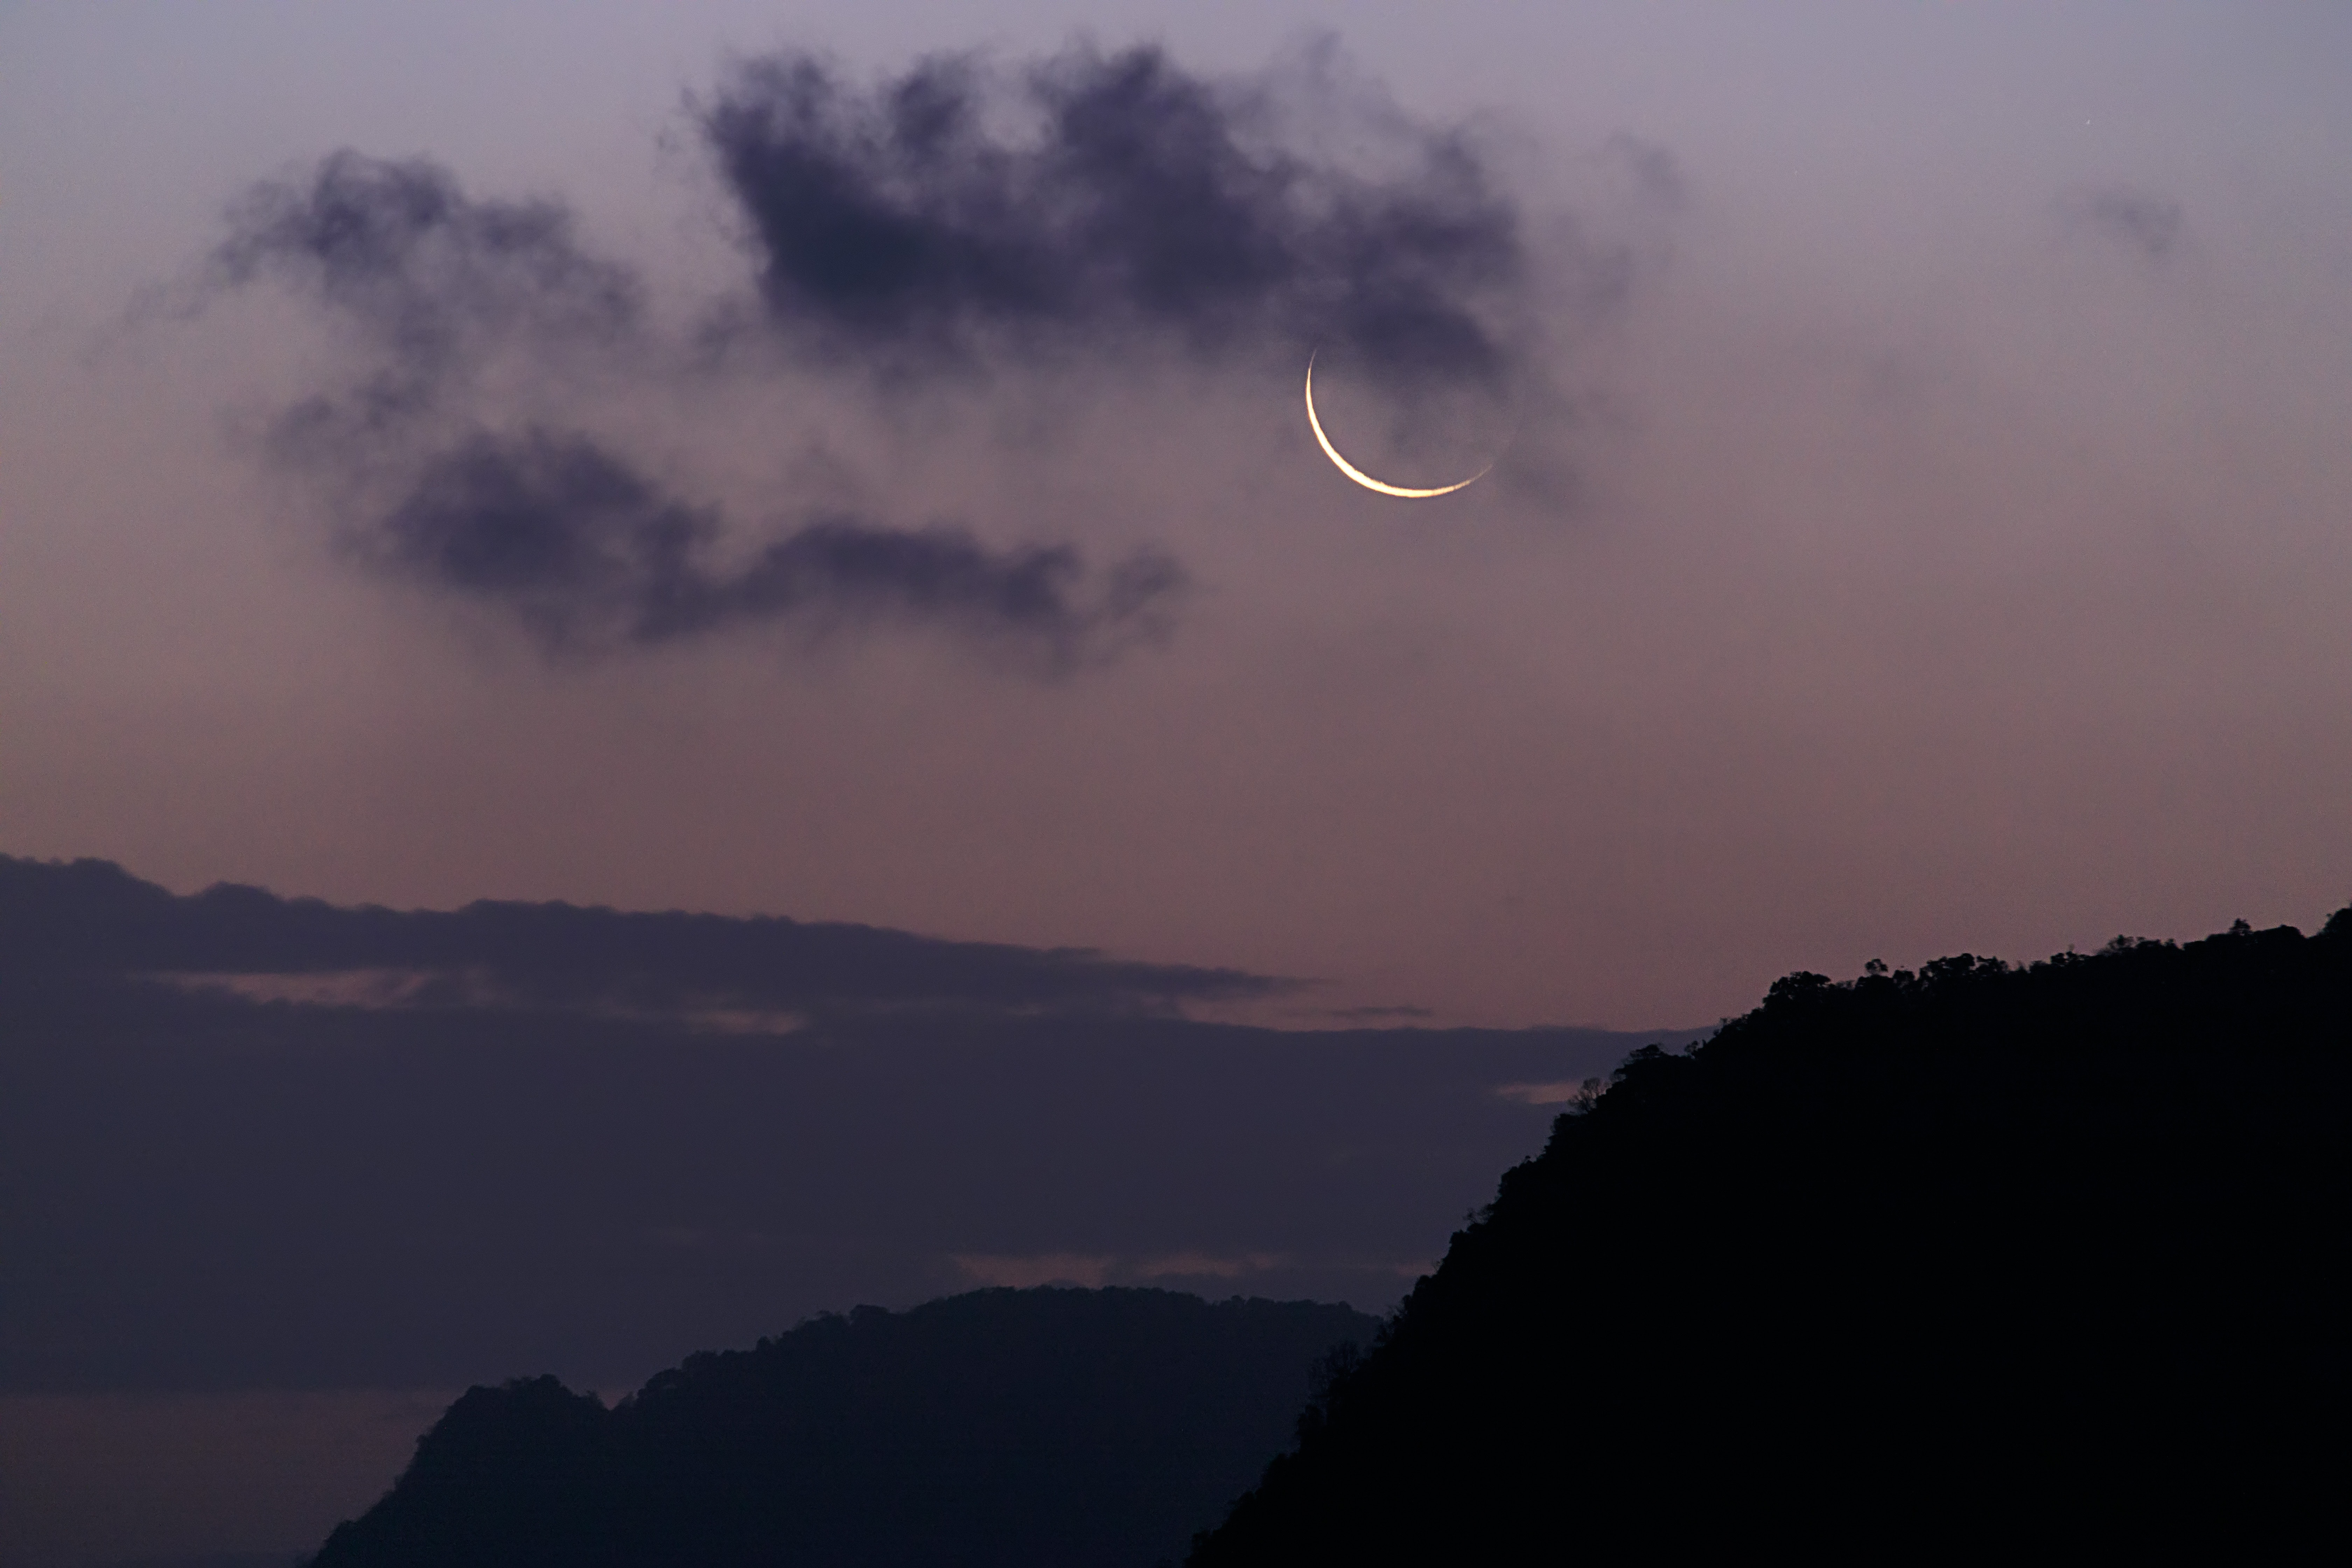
[1304,353,1496,499]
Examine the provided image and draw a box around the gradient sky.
[7,3,2350,1032]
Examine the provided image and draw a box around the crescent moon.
[1304,352,1497,499]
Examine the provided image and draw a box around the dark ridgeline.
[308,1288,1374,1568]
[1191,909,2352,1562]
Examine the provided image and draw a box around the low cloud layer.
[0,855,1271,1017]
[701,45,1526,380]
[0,855,1681,1394]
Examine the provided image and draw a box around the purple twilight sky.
[6,2,2350,1030]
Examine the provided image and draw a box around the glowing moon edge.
[1303,352,1499,499]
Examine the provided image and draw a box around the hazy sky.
[6,0,2349,1031]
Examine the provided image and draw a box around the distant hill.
[308,1288,1376,1568]
[1192,910,2352,1560]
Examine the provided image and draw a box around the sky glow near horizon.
[4,1,2350,1030]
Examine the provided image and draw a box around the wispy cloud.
[212,150,644,431]
[2060,184,2185,261]
[201,143,1194,671]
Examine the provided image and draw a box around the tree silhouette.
[310,1288,1372,1568]
[1191,908,2352,1561]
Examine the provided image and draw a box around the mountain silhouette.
[308,1288,1374,1568]
[1190,909,2352,1561]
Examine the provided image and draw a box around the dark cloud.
[2065,185,2185,261]
[208,158,1187,668]
[700,44,1527,382]
[366,429,1184,664]
[1601,133,1688,211]
[197,44,1566,667]
[0,854,1264,1017]
[215,151,643,421]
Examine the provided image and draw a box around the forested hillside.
[1192,911,2352,1560]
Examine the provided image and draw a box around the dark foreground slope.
[1194,912,2352,1562]
[311,1288,1374,1568]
